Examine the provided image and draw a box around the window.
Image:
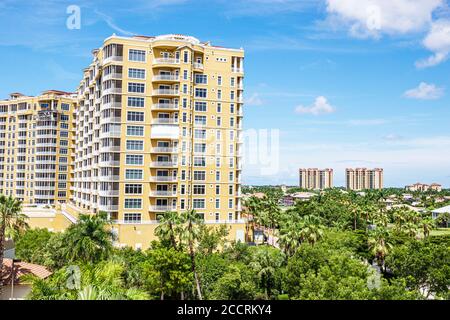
[215,213,220,222]
[194,129,206,139]
[125,184,143,194]
[183,84,188,94]
[193,199,205,209]
[215,185,220,195]
[216,157,221,167]
[229,199,234,209]
[128,68,145,79]
[215,199,220,209]
[128,97,145,107]
[61,115,69,121]
[60,131,68,138]
[217,103,222,113]
[229,157,234,168]
[126,154,143,165]
[217,90,222,100]
[183,51,189,63]
[194,101,207,112]
[230,104,235,114]
[217,116,221,126]
[183,70,188,80]
[61,103,70,111]
[228,213,233,221]
[127,111,144,122]
[125,198,142,209]
[194,171,206,181]
[182,98,187,109]
[194,157,206,167]
[229,185,234,195]
[195,88,207,98]
[127,126,144,136]
[218,76,222,86]
[230,117,235,127]
[126,169,143,180]
[229,172,234,182]
[129,49,146,62]
[128,83,145,93]
[124,213,141,224]
[194,143,206,153]
[195,74,207,84]
[126,140,144,151]
[215,171,220,181]
[230,77,235,87]
[193,185,206,195]
[194,115,207,126]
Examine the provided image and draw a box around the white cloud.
[295,96,336,115]
[347,119,387,126]
[404,82,444,100]
[95,11,135,36]
[416,20,450,68]
[244,93,263,106]
[325,0,450,67]
[326,0,443,37]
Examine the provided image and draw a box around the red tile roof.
[1,259,52,285]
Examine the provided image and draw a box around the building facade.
[0,91,77,204]
[346,168,383,191]
[72,34,245,247]
[299,168,333,190]
[406,182,442,192]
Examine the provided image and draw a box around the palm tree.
[368,227,392,272]
[179,210,203,300]
[62,212,115,264]
[299,215,324,246]
[249,247,284,299]
[278,221,301,256]
[420,217,435,239]
[0,195,28,295]
[155,211,181,250]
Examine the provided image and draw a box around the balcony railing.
[101,101,122,110]
[151,103,178,110]
[149,205,177,212]
[193,62,204,70]
[103,55,123,64]
[232,67,244,73]
[98,190,120,197]
[151,147,178,153]
[98,204,119,211]
[103,73,123,81]
[102,87,122,95]
[153,58,180,65]
[152,118,178,125]
[150,161,178,167]
[152,89,179,96]
[150,176,178,182]
[149,191,177,197]
[153,74,179,81]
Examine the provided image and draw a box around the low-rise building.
[405,182,442,192]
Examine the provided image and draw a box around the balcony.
[150,176,178,182]
[153,58,180,65]
[101,101,122,110]
[152,89,179,96]
[103,55,123,65]
[102,116,121,123]
[98,159,120,167]
[100,145,121,152]
[153,74,179,82]
[150,161,178,168]
[151,147,178,153]
[34,194,55,200]
[98,189,120,197]
[149,191,177,197]
[102,87,122,95]
[149,205,177,212]
[100,131,121,139]
[98,204,119,211]
[103,73,123,81]
[193,62,204,70]
[98,175,120,182]
[151,103,178,110]
[152,118,178,125]
[232,67,244,73]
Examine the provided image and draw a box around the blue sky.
[1,0,450,187]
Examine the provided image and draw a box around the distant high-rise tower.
[346,168,383,190]
[299,168,333,190]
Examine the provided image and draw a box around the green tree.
[368,227,392,271]
[62,212,115,264]
[210,263,257,300]
[155,211,182,250]
[0,195,28,295]
[15,228,53,265]
[248,246,285,299]
[141,246,193,300]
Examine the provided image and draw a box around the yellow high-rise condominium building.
[299,168,333,190]
[72,34,245,248]
[0,91,77,204]
[346,168,383,191]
